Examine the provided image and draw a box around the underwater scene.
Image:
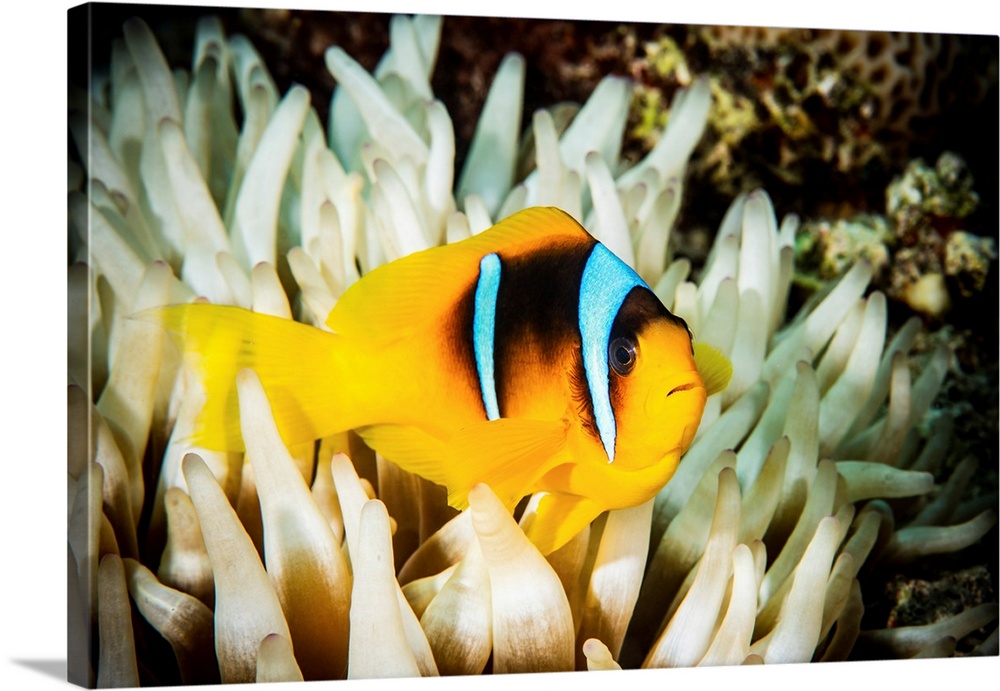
[65,2,998,687]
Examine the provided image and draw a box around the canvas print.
[66,2,998,687]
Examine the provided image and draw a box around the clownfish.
[155,207,731,554]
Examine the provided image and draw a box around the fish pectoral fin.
[521,491,602,556]
[444,418,571,512]
[694,341,733,397]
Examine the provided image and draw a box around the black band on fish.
[473,253,502,420]
[490,240,595,424]
[578,244,650,463]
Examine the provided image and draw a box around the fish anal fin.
[521,492,602,555]
[354,424,450,488]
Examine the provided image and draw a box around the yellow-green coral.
[629,87,667,145]
[887,153,980,229]
[882,152,991,316]
[795,215,893,283]
[945,230,997,298]
[708,80,758,147]
[644,35,690,82]
[628,36,693,147]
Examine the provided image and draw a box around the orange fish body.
[156,207,730,554]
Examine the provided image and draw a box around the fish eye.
[609,336,637,375]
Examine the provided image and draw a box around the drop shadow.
[9,659,66,682]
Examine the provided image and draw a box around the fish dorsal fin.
[521,491,602,556]
[326,207,591,339]
[694,341,733,397]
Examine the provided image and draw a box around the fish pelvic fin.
[149,304,350,452]
[694,341,733,397]
[522,492,602,556]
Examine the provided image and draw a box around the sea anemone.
[67,8,997,687]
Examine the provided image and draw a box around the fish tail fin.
[148,304,352,452]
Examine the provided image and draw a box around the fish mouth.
[663,371,705,399]
[667,381,697,397]
[643,371,706,419]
